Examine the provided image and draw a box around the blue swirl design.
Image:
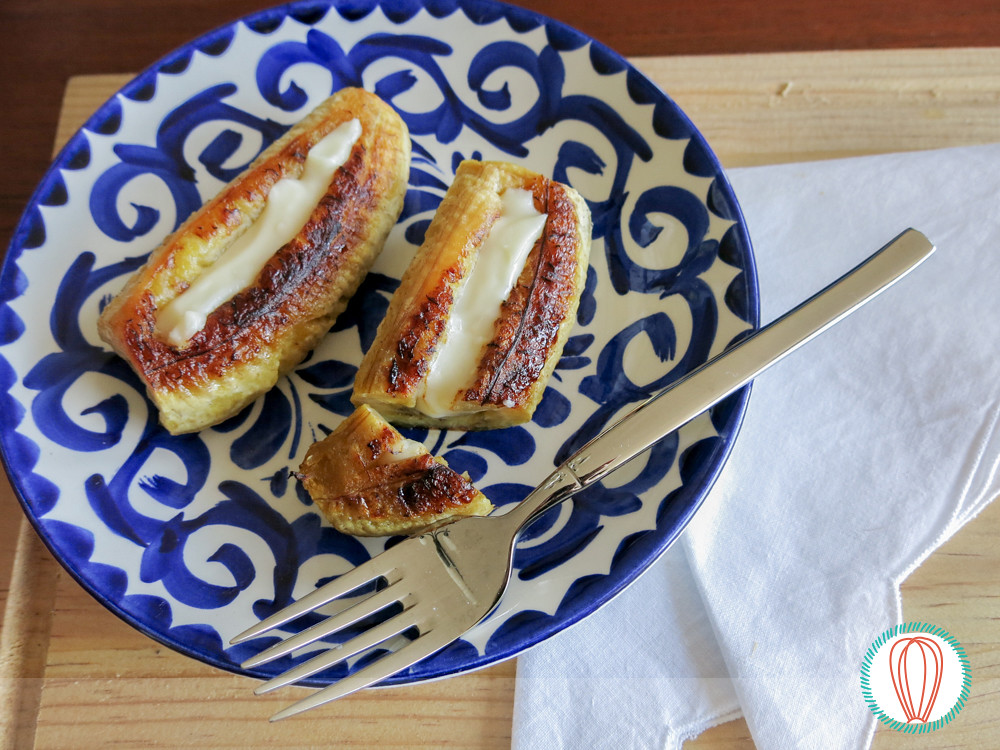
[257,30,569,158]
[91,84,286,243]
[24,251,139,452]
[0,0,756,687]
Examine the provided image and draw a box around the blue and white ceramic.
[0,0,758,685]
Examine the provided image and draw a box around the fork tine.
[254,605,426,694]
[268,627,456,721]
[241,585,412,669]
[230,552,405,645]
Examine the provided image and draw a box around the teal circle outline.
[860,621,971,733]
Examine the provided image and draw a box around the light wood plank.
[635,48,1000,166]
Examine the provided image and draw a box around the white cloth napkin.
[511,142,1000,749]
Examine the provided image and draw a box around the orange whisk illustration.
[888,635,944,724]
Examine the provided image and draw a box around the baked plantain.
[98,87,411,434]
[352,160,591,430]
[297,405,493,536]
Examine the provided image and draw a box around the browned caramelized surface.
[97,88,411,433]
[463,179,583,409]
[120,148,376,391]
[298,405,493,535]
[351,160,590,429]
[385,271,455,396]
[316,451,483,522]
[383,215,496,399]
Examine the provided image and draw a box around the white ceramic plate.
[0,0,757,685]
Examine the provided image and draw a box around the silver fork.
[231,228,934,720]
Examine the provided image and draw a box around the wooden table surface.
[3,2,1000,748]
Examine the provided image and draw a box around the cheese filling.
[155,118,363,347]
[418,187,547,417]
[372,435,427,466]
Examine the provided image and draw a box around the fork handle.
[500,228,935,532]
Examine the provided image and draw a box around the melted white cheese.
[155,118,363,347]
[372,435,426,465]
[418,187,547,417]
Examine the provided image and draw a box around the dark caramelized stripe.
[120,146,377,390]
[321,455,483,520]
[383,216,494,396]
[464,179,582,407]
[365,425,399,461]
[386,276,456,395]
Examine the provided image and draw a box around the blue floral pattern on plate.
[0,0,758,685]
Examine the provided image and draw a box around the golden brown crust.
[97,88,411,434]
[298,405,493,536]
[351,160,591,430]
[368,162,502,403]
[462,179,588,410]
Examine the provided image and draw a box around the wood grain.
[3,48,1000,748]
[636,48,1000,166]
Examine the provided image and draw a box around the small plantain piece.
[297,405,493,537]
